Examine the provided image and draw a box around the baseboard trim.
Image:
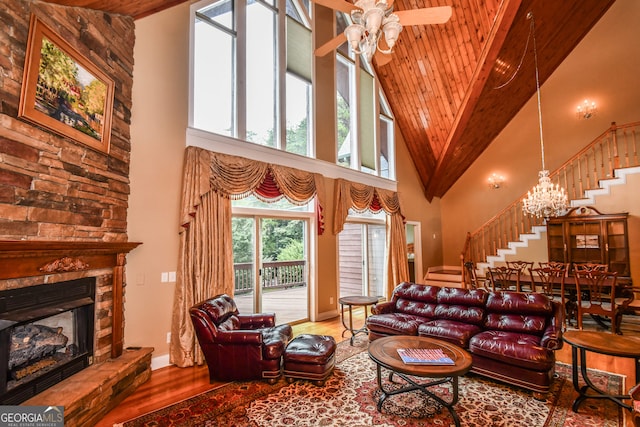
[152,353,171,370]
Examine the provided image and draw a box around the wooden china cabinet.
[546,206,630,280]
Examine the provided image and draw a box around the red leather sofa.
[190,294,293,383]
[366,282,564,397]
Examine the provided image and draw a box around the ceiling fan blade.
[395,6,452,26]
[311,0,358,13]
[315,33,347,57]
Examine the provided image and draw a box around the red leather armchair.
[190,294,293,383]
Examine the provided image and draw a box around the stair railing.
[468,121,640,265]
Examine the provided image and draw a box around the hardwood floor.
[95,309,639,426]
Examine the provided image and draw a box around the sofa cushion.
[418,320,482,348]
[483,313,549,334]
[392,282,439,318]
[485,291,553,315]
[434,304,486,325]
[436,287,488,308]
[365,313,430,336]
[469,330,555,371]
[483,291,552,335]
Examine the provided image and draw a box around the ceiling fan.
[313,0,452,65]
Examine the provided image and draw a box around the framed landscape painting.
[19,15,114,154]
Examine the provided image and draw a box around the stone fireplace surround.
[0,240,151,426]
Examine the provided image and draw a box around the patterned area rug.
[117,338,623,427]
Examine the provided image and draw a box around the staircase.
[424,266,464,287]
[463,121,640,280]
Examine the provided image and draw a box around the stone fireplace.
[0,240,150,426]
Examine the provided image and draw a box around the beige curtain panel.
[332,178,410,297]
[171,146,325,367]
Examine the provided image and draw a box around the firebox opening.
[0,277,95,404]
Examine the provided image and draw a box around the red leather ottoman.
[283,334,336,386]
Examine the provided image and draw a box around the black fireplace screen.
[0,278,95,404]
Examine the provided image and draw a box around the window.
[335,12,395,179]
[192,0,313,155]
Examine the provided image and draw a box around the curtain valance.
[333,178,404,234]
[180,146,326,233]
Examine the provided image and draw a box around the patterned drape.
[170,146,325,367]
[333,179,409,298]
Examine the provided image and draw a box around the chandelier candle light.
[521,13,568,220]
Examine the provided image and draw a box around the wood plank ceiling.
[43,0,615,200]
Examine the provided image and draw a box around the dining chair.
[529,266,571,328]
[573,270,626,334]
[573,263,608,273]
[463,261,486,290]
[487,266,517,292]
[507,260,534,292]
[538,261,569,272]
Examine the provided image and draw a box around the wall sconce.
[577,99,597,119]
[487,173,505,189]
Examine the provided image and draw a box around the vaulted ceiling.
[44,0,615,200]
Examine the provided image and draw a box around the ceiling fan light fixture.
[363,6,385,34]
[345,24,365,52]
[314,0,451,63]
[350,9,363,24]
[381,15,402,51]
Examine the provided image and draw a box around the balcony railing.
[234,260,307,294]
[465,121,640,266]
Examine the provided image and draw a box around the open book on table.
[397,348,455,365]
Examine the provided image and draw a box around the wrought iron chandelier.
[521,13,568,220]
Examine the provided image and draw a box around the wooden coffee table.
[368,335,473,427]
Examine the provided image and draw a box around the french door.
[338,222,386,299]
[232,215,309,324]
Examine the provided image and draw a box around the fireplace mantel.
[0,241,141,280]
[0,240,141,358]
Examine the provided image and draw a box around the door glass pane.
[367,224,386,297]
[338,223,364,298]
[260,218,308,323]
[338,222,386,298]
[232,217,256,314]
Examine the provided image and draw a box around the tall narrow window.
[334,11,395,179]
[191,0,313,156]
[379,96,394,179]
[193,0,235,136]
[285,16,312,155]
[336,56,354,168]
[246,1,277,146]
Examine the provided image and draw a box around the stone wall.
[0,0,135,242]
